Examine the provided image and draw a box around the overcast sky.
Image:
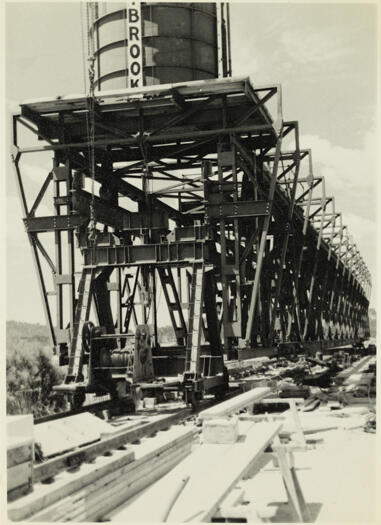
[5,1,378,324]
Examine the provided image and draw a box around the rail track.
[34,384,236,426]
[33,387,241,483]
[27,349,374,485]
[35,396,116,425]
[34,356,269,426]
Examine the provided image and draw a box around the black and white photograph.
[3,1,378,523]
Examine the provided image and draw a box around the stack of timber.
[111,421,284,522]
[6,357,376,523]
[109,386,310,522]
[8,424,197,522]
[7,415,34,501]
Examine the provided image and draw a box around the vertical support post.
[123,267,139,333]
[231,139,242,337]
[244,131,283,344]
[177,267,182,305]
[216,3,223,78]
[152,267,159,349]
[226,2,232,76]
[303,188,327,340]
[66,159,76,334]
[53,156,63,336]
[269,127,300,344]
[11,151,56,348]
[116,267,123,343]
[158,267,187,345]
[216,144,232,358]
[185,264,205,375]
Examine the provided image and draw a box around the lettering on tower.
[126,2,143,88]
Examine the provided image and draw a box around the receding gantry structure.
[12,77,371,405]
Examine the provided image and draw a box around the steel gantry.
[12,77,371,406]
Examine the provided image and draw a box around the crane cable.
[80,3,92,194]
[86,3,97,245]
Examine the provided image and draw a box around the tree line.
[6,321,176,416]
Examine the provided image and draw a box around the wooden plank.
[7,484,33,503]
[8,449,134,521]
[115,422,282,522]
[288,399,306,445]
[70,444,192,522]
[30,443,192,522]
[260,397,305,404]
[212,504,247,521]
[257,398,306,445]
[7,444,33,468]
[34,413,107,459]
[198,387,271,420]
[7,462,32,492]
[216,486,244,516]
[34,409,190,482]
[240,414,286,422]
[336,356,372,380]
[272,438,311,523]
[28,429,196,522]
[34,393,234,483]
[8,426,196,522]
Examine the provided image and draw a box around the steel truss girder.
[12,78,371,382]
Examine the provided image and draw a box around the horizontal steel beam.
[83,241,212,267]
[17,124,277,154]
[169,225,211,242]
[24,215,85,233]
[72,189,169,231]
[207,200,270,219]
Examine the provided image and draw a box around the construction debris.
[363,410,376,433]
[6,347,377,522]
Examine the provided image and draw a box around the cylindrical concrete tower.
[92,2,231,91]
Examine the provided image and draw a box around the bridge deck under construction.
[12,76,370,405]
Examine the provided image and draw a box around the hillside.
[6,321,66,416]
[5,321,176,416]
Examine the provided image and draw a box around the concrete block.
[144,397,157,409]
[202,417,239,444]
